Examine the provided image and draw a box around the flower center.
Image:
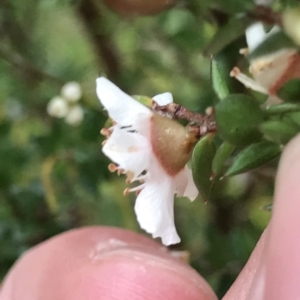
[150,114,197,176]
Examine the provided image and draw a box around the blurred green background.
[0,0,287,297]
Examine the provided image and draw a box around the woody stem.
[152,101,217,138]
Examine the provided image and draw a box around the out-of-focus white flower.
[230,22,300,104]
[65,105,84,126]
[96,77,198,246]
[61,81,82,103]
[47,96,69,118]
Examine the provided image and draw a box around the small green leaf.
[133,95,153,107]
[212,142,235,177]
[191,134,216,201]
[277,79,300,103]
[225,141,281,177]
[260,120,299,144]
[215,94,264,146]
[211,58,230,101]
[204,16,253,56]
[264,102,300,115]
[286,111,300,126]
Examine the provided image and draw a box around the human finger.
[223,133,300,300]
[0,226,217,300]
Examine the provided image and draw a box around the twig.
[77,0,121,81]
[152,101,217,138]
[249,5,282,26]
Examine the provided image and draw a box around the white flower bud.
[65,105,84,126]
[283,8,300,46]
[47,96,68,118]
[61,81,82,102]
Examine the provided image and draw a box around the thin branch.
[77,0,121,81]
[152,101,217,138]
[249,5,282,26]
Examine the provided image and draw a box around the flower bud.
[47,96,68,118]
[65,105,84,126]
[61,82,82,103]
[283,8,300,46]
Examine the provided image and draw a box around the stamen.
[205,106,214,116]
[126,173,147,184]
[239,48,249,55]
[100,128,112,137]
[230,67,240,77]
[250,60,272,75]
[230,67,268,94]
[108,163,118,172]
[129,183,146,192]
[126,171,134,183]
[123,183,146,196]
[117,168,125,176]
[123,188,130,196]
[137,174,147,181]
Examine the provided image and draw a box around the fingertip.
[1,227,216,300]
[222,229,268,300]
[264,133,300,299]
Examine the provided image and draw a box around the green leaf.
[132,95,153,107]
[211,58,230,101]
[286,111,300,126]
[215,94,264,146]
[260,120,299,145]
[225,141,281,177]
[191,134,216,201]
[277,79,300,103]
[204,16,253,56]
[264,102,300,115]
[212,142,235,177]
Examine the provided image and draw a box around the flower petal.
[173,168,188,197]
[103,126,150,180]
[182,166,199,200]
[134,157,180,246]
[174,166,198,201]
[252,49,297,92]
[96,77,151,125]
[152,92,173,106]
[246,22,267,52]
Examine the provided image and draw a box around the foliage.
[0,0,299,297]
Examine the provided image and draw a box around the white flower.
[65,105,84,126]
[47,96,69,118]
[61,81,82,103]
[96,77,198,246]
[230,22,300,104]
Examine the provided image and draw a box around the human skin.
[2,134,300,300]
